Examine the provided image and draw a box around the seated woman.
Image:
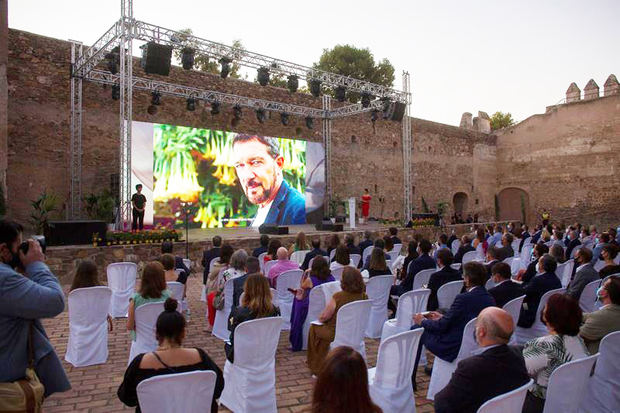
[326,234,341,257]
[289,231,310,255]
[307,267,368,375]
[400,241,419,281]
[472,228,488,257]
[127,262,171,340]
[289,256,336,351]
[330,245,351,272]
[312,346,383,413]
[599,245,620,278]
[118,298,224,413]
[522,293,589,413]
[549,244,566,264]
[264,239,282,263]
[70,259,113,331]
[160,253,179,282]
[225,274,280,363]
[206,244,234,330]
[365,247,392,278]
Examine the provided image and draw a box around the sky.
[7,0,620,126]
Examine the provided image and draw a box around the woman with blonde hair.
[289,231,310,254]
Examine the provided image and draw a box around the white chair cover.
[308,255,328,271]
[212,278,235,340]
[369,328,424,413]
[427,317,479,400]
[437,280,464,311]
[365,275,395,338]
[350,253,362,267]
[137,371,217,413]
[520,245,533,268]
[330,299,372,359]
[388,250,400,262]
[475,244,485,261]
[322,280,342,303]
[65,286,111,367]
[258,252,267,274]
[510,258,522,275]
[166,281,184,303]
[503,257,514,268]
[391,255,406,273]
[107,262,137,318]
[412,268,436,290]
[485,278,496,290]
[362,245,374,266]
[511,240,521,257]
[128,302,165,365]
[393,243,403,255]
[514,288,565,345]
[209,257,220,273]
[580,331,620,413]
[557,259,574,288]
[543,354,599,413]
[182,258,191,269]
[450,263,461,271]
[503,295,525,344]
[219,317,282,413]
[331,266,345,281]
[302,285,327,351]
[477,379,533,413]
[463,250,479,264]
[381,288,430,343]
[593,260,606,272]
[290,250,309,265]
[579,279,601,313]
[451,240,461,255]
[264,260,278,278]
[275,269,303,330]
[329,249,336,261]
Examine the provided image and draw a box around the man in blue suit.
[410,261,495,389]
[232,134,306,227]
[517,254,562,328]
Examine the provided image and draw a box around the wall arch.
[497,187,529,222]
[453,192,469,216]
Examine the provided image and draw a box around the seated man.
[232,257,260,308]
[358,231,374,259]
[454,235,475,264]
[494,233,515,262]
[488,225,503,248]
[488,262,524,308]
[564,229,581,260]
[301,238,327,271]
[388,227,402,245]
[427,249,462,311]
[433,234,449,260]
[483,247,501,281]
[252,234,269,258]
[344,234,360,256]
[201,236,222,285]
[579,275,620,354]
[434,307,529,413]
[411,261,495,387]
[267,247,300,288]
[162,241,190,284]
[391,239,436,297]
[566,247,599,300]
[517,254,562,328]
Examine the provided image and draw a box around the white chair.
[65,286,112,367]
[350,253,362,267]
[302,284,327,351]
[427,317,479,400]
[437,280,464,311]
[503,295,525,344]
[128,301,165,365]
[137,371,217,413]
[503,257,514,268]
[543,354,599,413]
[365,275,395,338]
[219,317,282,413]
[520,245,533,268]
[393,243,403,255]
[451,239,461,255]
[290,250,309,265]
[462,250,478,264]
[388,250,400,262]
[212,278,235,341]
[258,252,267,273]
[107,262,137,318]
[362,245,374,266]
[580,331,620,413]
[579,279,601,313]
[557,259,574,288]
[263,260,278,278]
[329,249,336,261]
[514,288,566,345]
[328,299,372,359]
[593,259,606,272]
[182,258,191,270]
[485,278,496,290]
[331,266,345,281]
[369,329,424,413]
[275,269,303,330]
[450,263,461,270]
[381,289,430,343]
[308,255,328,270]
[477,379,534,413]
[510,257,522,275]
[238,288,278,308]
[511,239,521,257]
[412,268,436,290]
[475,244,485,261]
[166,281,184,304]
[209,257,220,274]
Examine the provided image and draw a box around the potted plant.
[30,190,59,235]
[85,189,116,230]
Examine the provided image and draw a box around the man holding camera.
[0,219,70,398]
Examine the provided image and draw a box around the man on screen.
[232,134,305,227]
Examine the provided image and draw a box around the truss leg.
[322,95,332,216]
[70,41,83,220]
[402,71,412,224]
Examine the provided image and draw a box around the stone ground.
[42,274,436,412]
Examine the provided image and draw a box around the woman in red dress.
[361,188,372,219]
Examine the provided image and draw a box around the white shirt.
[251,200,274,228]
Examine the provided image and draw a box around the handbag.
[0,323,45,413]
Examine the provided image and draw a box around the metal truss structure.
[322,95,332,210]
[69,0,413,227]
[401,72,413,222]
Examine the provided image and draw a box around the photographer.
[0,219,70,398]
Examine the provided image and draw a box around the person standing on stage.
[131,184,147,231]
[361,188,372,222]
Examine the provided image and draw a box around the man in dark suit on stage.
[517,254,562,328]
[301,238,327,271]
[427,249,462,311]
[201,236,222,285]
[488,262,524,308]
[434,307,530,413]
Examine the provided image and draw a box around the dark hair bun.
[164,297,178,312]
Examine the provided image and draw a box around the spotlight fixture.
[220,57,232,79]
[370,109,379,123]
[186,97,196,111]
[287,75,299,93]
[181,47,195,70]
[257,67,270,86]
[335,86,347,102]
[309,79,322,97]
[305,116,314,129]
[256,108,267,123]
[151,91,161,106]
[280,112,289,126]
[105,47,119,74]
[210,101,221,115]
[233,105,242,120]
[111,84,120,100]
[361,92,372,108]
[381,97,392,119]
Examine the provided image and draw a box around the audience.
[268,247,299,288]
[127,262,171,340]
[288,231,310,255]
[495,233,514,262]
[434,307,529,413]
[516,243,549,286]
[522,294,589,413]
[358,231,374,259]
[517,254,562,328]
[329,245,351,272]
[326,234,341,256]
[579,275,620,353]
[453,235,475,264]
[426,249,461,311]
[392,239,435,297]
[232,256,260,308]
[290,256,336,351]
[70,259,103,291]
[160,253,179,282]
[344,234,360,256]
[201,236,222,286]
[565,229,581,259]
[362,238,389,269]
[265,238,283,263]
[161,241,190,284]
[548,244,565,264]
[365,247,392,278]
[488,225,503,248]
[388,227,401,245]
[252,234,270,257]
[225,274,280,363]
[566,247,598,300]
[472,228,488,256]
[301,238,328,271]
[307,267,368,375]
[400,240,419,279]
[411,261,495,388]
[488,262,524,308]
[311,346,382,413]
[598,244,620,278]
[591,232,611,265]
[118,298,224,413]
[433,233,449,260]
[483,247,501,281]
[206,244,234,329]
[383,235,394,253]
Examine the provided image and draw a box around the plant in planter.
[0,184,6,218]
[85,190,116,229]
[30,190,59,235]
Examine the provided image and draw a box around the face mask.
[596,286,606,300]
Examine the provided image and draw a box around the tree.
[313,45,395,102]
[490,111,515,130]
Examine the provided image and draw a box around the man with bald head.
[434,307,530,413]
[267,246,299,288]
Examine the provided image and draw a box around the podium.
[348,197,356,229]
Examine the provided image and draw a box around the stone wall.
[0,0,8,198]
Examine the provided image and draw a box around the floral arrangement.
[92,228,180,247]
[409,218,436,227]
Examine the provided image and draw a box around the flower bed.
[92,228,180,246]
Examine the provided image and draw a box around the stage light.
[147,105,158,115]
[371,109,379,123]
[257,67,270,86]
[280,112,289,126]
[233,105,242,120]
[335,86,347,102]
[105,47,119,74]
[151,91,161,106]
[305,116,314,129]
[287,75,299,93]
[256,108,267,124]
[111,85,120,100]
[361,92,372,108]
[220,57,232,79]
[181,47,195,70]
[382,97,391,119]
[210,101,221,115]
[309,79,322,97]
[186,98,196,111]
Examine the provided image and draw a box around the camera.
[18,235,46,255]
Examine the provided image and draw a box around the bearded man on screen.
[232,134,306,227]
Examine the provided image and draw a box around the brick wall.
[0,0,8,196]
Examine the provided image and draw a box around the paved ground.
[42,274,436,412]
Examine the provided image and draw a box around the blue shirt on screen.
[262,180,306,226]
